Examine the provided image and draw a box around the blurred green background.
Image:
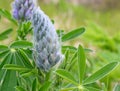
[0,0,120,90]
[0,0,120,44]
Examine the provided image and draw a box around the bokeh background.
[0,0,120,44]
[0,0,120,90]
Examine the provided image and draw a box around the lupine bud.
[32,7,63,71]
[12,0,36,21]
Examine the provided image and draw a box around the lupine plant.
[0,0,119,91]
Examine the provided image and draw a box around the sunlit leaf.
[3,64,30,71]
[83,62,118,85]
[10,41,33,49]
[78,45,86,84]
[56,69,78,85]
[62,27,85,42]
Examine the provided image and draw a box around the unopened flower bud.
[12,0,36,21]
[32,7,63,71]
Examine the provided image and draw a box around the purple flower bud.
[31,7,64,71]
[12,0,36,21]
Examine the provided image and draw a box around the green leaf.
[57,29,64,37]
[78,45,86,84]
[15,86,26,91]
[0,70,17,91]
[0,53,11,80]
[18,49,33,68]
[20,69,37,77]
[39,81,51,91]
[0,28,13,40]
[0,45,8,53]
[0,9,17,25]
[85,87,101,91]
[32,78,37,91]
[51,19,55,24]
[60,86,77,91]
[62,46,92,53]
[83,62,118,85]
[62,46,77,53]
[62,49,69,69]
[3,64,30,71]
[62,27,85,42]
[0,54,17,91]
[0,53,11,70]
[10,41,33,49]
[0,50,9,59]
[56,69,78,85]
[67,52,77,71]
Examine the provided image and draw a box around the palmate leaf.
[0,28,13,40]
[62,27,85,42]
[0,54,17,91]
[0,45,8,52]
[0,70,17,91]
[17,49,33,68]
[78,45,86,84]
[10,41,33,49]
[0,8,17,25]
[0,42,35,91]
[56,69,78,85]
[0,50,10,59]
[0,53,11,80]
[83,62,118,85]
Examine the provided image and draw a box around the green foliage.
[78,45,86,84]
[0,8,17,25]
[0,3,119,91]
[10,41,33,48]
[56,46,118,91]
[17,22,32,40]
[62,27,85,42]
[0,28,13,40]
